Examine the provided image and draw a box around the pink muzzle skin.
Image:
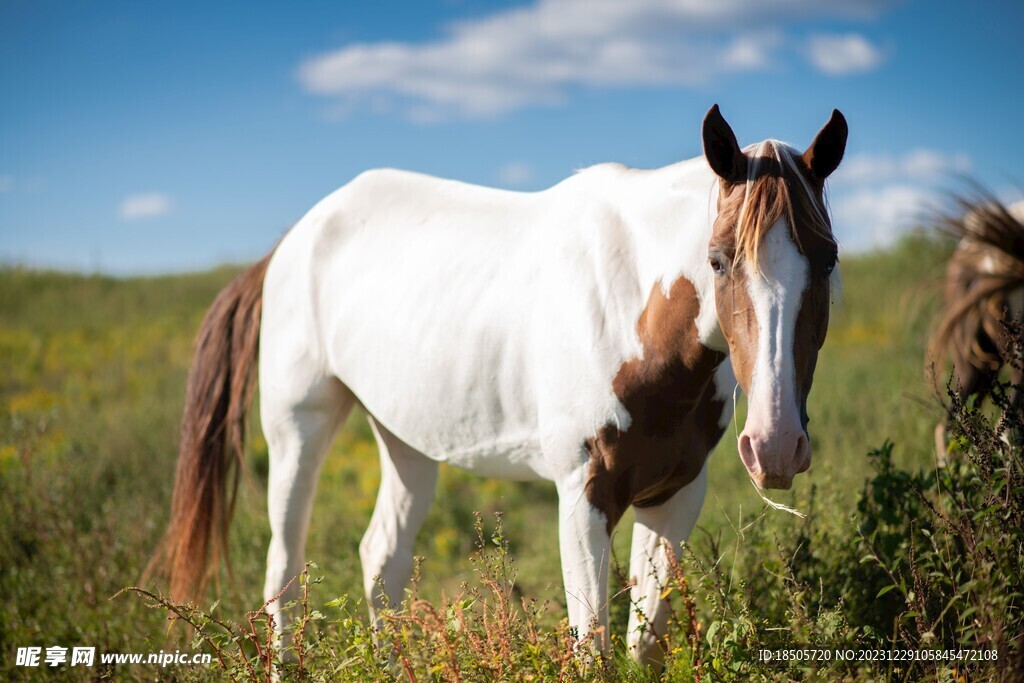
[738,422,811,490]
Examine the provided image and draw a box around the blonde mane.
[721,140,836,272]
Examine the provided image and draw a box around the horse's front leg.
[556,465,612,653]
[626,465,707,667]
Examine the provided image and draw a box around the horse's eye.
[709,256,726,276]
[822,257,836,277]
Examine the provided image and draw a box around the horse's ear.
[802,109,848,182]
[702,104,747,184]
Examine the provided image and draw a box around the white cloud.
[902,149,971,177]
[0,175,46,195]
[299,0,895,120]
[119,193,172,220]
[828,148,972,251]
[805,33,885,75]
[834,149,970,185]
[831,185,937,251]
[496,161,535,188]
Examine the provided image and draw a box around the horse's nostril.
[795,435,811,473]
[738,433,757,471]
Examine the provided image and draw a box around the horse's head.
[702,104,846,490]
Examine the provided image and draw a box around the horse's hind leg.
[261,376,353,632]
[361,416,439,624]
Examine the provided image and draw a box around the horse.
[152,104,847,664]
[928,190,1024,457]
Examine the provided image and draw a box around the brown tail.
[149,252,272,601]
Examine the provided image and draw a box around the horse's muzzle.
[738,428,811,490]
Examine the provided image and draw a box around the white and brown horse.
[154,105,846,663]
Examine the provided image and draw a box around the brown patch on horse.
[145,251,272,600]
[584,276,726,533]
[713,259,759,392]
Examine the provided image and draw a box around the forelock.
[716,140,837,272]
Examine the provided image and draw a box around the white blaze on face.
[738,221,812,490]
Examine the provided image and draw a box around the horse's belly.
[340,350,550,480]
[419,430,549,481]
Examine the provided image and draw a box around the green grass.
[1,234,990,681]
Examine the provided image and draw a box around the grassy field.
[4,234,1010,680]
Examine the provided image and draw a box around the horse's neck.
[598,158,725,353]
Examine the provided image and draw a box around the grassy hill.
[6,234,1017,680]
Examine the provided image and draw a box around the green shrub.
[672,329,1024,681]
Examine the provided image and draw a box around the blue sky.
[2,0,1022,274]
